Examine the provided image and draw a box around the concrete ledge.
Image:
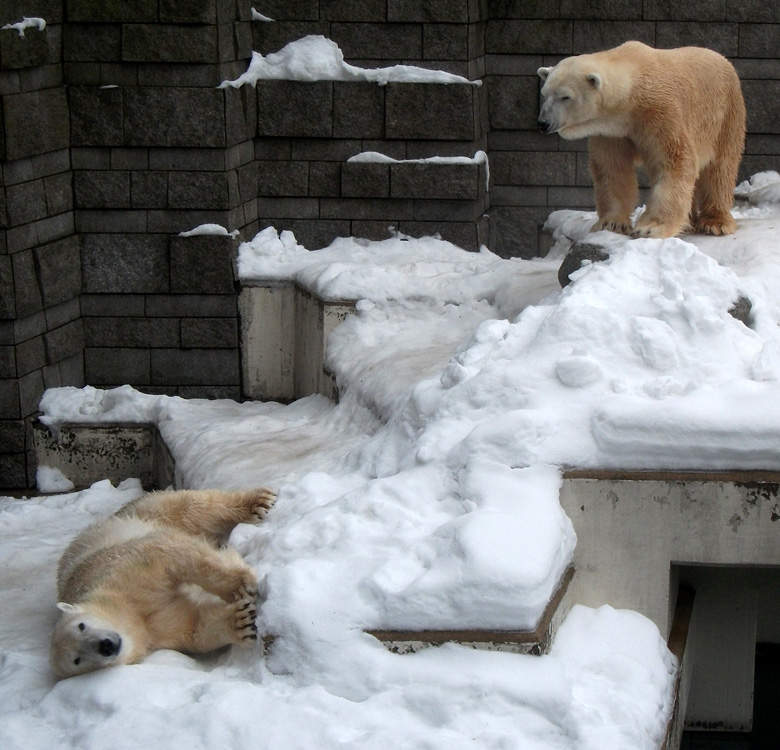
[366,566,575,656]
[33,420,174,491]
[239,282,355,402]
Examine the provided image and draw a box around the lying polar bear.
[51,487,275,679]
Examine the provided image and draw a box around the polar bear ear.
[537,66,553,81]
[586,72,603,90]
[57,602,81,614]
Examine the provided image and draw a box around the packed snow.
[220,34,481,88]
[7,172,780,748]
[1,16,46,36]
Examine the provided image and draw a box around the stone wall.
[1,0,779,488]
[1,1,79,488]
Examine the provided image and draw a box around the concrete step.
[366,566,575,656]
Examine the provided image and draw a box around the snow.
[1,17,46,36]
[219,35,481,88]
[8,165,780,748]
[348,150,491,192]
[178,223,240,238]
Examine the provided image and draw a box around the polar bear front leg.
[589,137,639,235]
[632,132,697,238]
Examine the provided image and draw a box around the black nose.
[538,119,551,133]
[98,636,121,657]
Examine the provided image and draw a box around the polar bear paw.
[592,217,632,235]
[232,585,258,644]
[248,488,276,523]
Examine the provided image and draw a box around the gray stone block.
[321,0,387,21]
[488,205,552,259]
[256,197,319,219]
[69,85,123,147]
[147,209,231,234]
[291,139,362,161]
[389,0,470,22]
[12,250,42,318]
[131,171,168,208]
[413,198,484,221]
[84,347,151,385]
[84,317,180,348]
[0,419,25,453]
[122,25,219,64]
[0,346,14,378]
[74,170,131,209]
[0,25,49,69]
[726,0,780,22]
[331,22,423,60]
[488,75,539,130]
[81,234,170,293]
[743,81,780,134]
[560,0,643,20]
[181,318,238,348]
[81,294,146,317]
[67,0,159,23]
[0,256,14,319]
[492,151,577,186]
[399,220,481,250]
[151,348,240,386]
[18,368,43,417]
[320,198,415,221]
[44,172,75,216]
[424,23,470,61]
[572,21,656,53]
[333,82,385,138]
[656,22,738,56]
[170,235,236,294]
[148,148,227,172]
[13,309,46,345]
[0,378,20,418]
[159,0,219,24]
[309,161,341,197]
[0,452,26,489]
[257,81,333,138]
[75,209,146,234]
[63,23,121,62]
[35,235,81,307]
[392,162,480,200]
[643,0,725,21]
[256,161,309,197]
[16,335,44,376]
[168,172,231,210]
[146,294,236,317]
[739,24,780,58]
[45,298,81,330]
[342,163,390,198]
[487,20,572,54]
[44,319,85,365]
[386,82,476,140]
[3,87,69,160]
[5,179,47,226]
[125,88,227,148]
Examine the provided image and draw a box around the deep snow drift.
[5,172,780,748]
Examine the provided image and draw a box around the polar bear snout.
[538,116,553,134]
[97,633,122,657]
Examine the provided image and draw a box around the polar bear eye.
[78,623,86,631]
[560,94,571,102]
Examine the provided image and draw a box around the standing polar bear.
[51,487,275,678]
[538,41,745,238]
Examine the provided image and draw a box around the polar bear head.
[50,602,127,678]
[537,55,628,141]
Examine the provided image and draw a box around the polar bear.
[50,487,275,678]
[538,41,746,238]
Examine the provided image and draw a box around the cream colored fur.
[538,41,746,238]
[51,487,275,679]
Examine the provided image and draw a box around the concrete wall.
[2,0,779,487]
